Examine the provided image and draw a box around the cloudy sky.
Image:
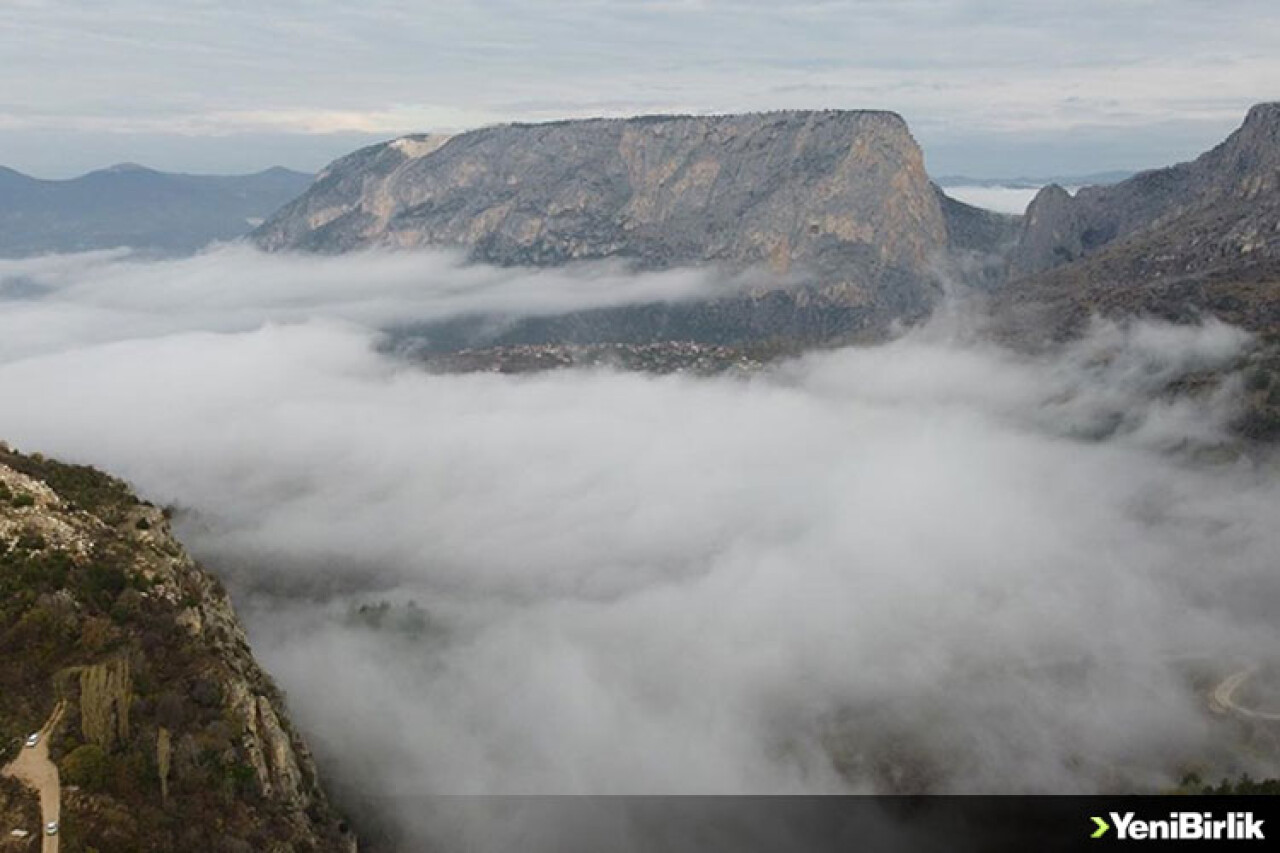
[1,2,1277,182]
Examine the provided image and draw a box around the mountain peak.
[1230,102,1280,156]
[1243,101,1280,130]
[100,162,156,174]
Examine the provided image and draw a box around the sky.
[0,246,1277,847]
[1,0,1277,179]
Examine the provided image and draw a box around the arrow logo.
[1091,816,1110,839]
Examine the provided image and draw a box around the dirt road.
[2,701,65,853]
[1210,666,1280,721]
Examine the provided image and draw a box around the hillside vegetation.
[0,443,352,852]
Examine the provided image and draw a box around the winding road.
[2,701,64,853]
[1210,666,1280,721]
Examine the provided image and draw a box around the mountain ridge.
[0,443,354,851]
[0,165,313,257]
[1008,101,1280,278]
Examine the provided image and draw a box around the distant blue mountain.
[933,171,1134,189]
[0,164,312,256]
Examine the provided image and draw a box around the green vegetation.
[1244,366,1273,392]
[1235,345,1280,441]
[0,445,350,851]
[63,743,110,790]
[1176,772,1280,795]
[0,447,135,521]
[1201,774,1280,795]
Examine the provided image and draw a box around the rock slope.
[0,444,353,852]
[992,103,1280,441]
[997,103,1280,340]
[256,111,1008,315]
[1008,102,1280,280]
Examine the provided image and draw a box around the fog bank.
[0,248,1276,846]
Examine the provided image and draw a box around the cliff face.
[256,111,961,307]
[0,444,353,852]
[992,104,1280,441]
[996,104,1280,340]
[1009,102,1280,279]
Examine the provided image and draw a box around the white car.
[45,822,58,836]
[24,733,39,748]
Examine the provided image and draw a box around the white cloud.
[938,185,1042,214]
[0,245,724,362]
[1,1,1277,175]
[0,250,1276,849]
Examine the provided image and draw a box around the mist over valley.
[3,7,1280,845]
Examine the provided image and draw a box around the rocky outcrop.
[258,111,966,307]
[991,104,1280,440]
[257,111,1029,349]
[0,444,353,852]
[1009,102,1280,279]
[78,658,131,752]
[995,104,1280,342]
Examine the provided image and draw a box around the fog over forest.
[1,246,1277,847]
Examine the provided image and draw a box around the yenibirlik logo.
[1091,812,1265,841]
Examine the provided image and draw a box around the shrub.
[84,563,128,609]
[1244,367,1272,392]
[63,743,110,791]
[1201,773,1280,795]
[14,530,45,551]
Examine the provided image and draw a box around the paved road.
[2,702,65,853]
[1210,666,1280,721]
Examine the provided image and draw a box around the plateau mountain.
[256,111,1017,342]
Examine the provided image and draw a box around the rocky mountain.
[0,165,312,257]
[996,103,1280,337]
[993,103,1280,440]
[1008,102,1280,281]
[257,111,1013,340]
[257,103,1277,387]
[0,443,353,852]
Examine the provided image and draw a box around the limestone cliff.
[256,111,971,312]
[993,103,1280,441]
[1009,102,1280,279]
[0,444,354,852]
[997,104,1280,342]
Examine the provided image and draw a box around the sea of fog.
[0,246,1277,848]
[937,184,1090,216]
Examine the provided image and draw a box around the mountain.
[1008,103,1280,281]
[257,103,1277,378]
[257,111,1015,338]
[0,165,313,256]
[0,443,354,852]
[996,103,1280,337]
[993,103,1280,440]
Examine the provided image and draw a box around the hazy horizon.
[0,110,1259,184]
[2,1,1276,179]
